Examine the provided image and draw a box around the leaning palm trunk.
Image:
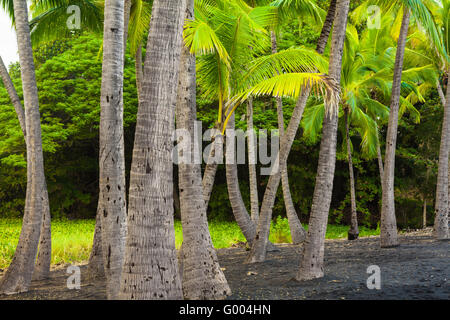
[345,109,359,240]
[247,96,259,223]
[0,55,51,280]
[437,80,447,107]
[98,0,128,299]
[226,113,259,245]
[433,73,450,240]
[271,31,306,244]
[296,0,349,281]
[202,135,223,207]
[176,2,231,297]
[0,0,49,294]
[119,0,187,300]
[246,0,337,263]
[0,56,26,137]
[380,9,410,248]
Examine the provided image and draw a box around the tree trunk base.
[347,231,359,241]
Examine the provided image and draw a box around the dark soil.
[1,229,448,300]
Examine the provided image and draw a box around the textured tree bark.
[0,0,49,294]
[119,0,187,300]
[246,0,336,263]
[271,31,306,244]
[433,73,450,240]
[377,141,384,185]
[345,109,359,240]
[98,0,128,299]
[176,2,231,298]
[296,0,349,281]
[87,209,105,279]
[247,96,259,223]
[33,183,51,280]
[135,45,144,103]
[380,9,410,248]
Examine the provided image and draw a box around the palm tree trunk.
[226,113,259,245]
[437,79,446,107]
[0,56,26,137]
[377,140,384,184]
[98,0,128,299]
[87,208,105,279]
[0,0,49,294]
[380,8,410,248]
[246,0,337,263]
[271,31,306,244]
[423,198,427,229]
[296,0,350,281]
[203,135,223,207]
[247,96,259,223]
[119,0,187,300]
[135,45,144,103]
[33,183,51,280]
[433,72,450,240]
[345,109,359,240]
[316,0,337,54]
[176,2,231,298]
[0,55,51,281]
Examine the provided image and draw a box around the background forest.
[0,1,442,231]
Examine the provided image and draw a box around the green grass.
[0,217,379,269]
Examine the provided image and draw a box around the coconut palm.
[295,0,350,280]
[368,0,445,248]
[119,0,187,300]
[175,0,231,299]
[0,0,50,294]
[301,20,433,241]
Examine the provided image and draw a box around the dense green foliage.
[0,0,444,231]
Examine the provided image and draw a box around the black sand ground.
[0,229,448,300]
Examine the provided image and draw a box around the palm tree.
[241,0,339,262]
[370,0,445,247]
[0,55,52,281]
[268,0,325,244]
[175,0,231,299]
[296,0,350,280]
[119,0,187,300]
[0,0,50,294]
[429,0,450,239]
[97,0,128,300]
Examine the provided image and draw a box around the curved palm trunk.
[271,31,306,244]
[0,56,26,137]
[247,96,259,223]
[226,113,258,245]
[0,55,52,281]
[246,0,336,263]
[345,110,359,240]
[176,2,231,297]
[296,0,349,281]
[380,9,410,248]
[98,0,128,299]
[202,136,223,207]
[433,73,450,240]
[0,0,49,294]
[119,0,187,300]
